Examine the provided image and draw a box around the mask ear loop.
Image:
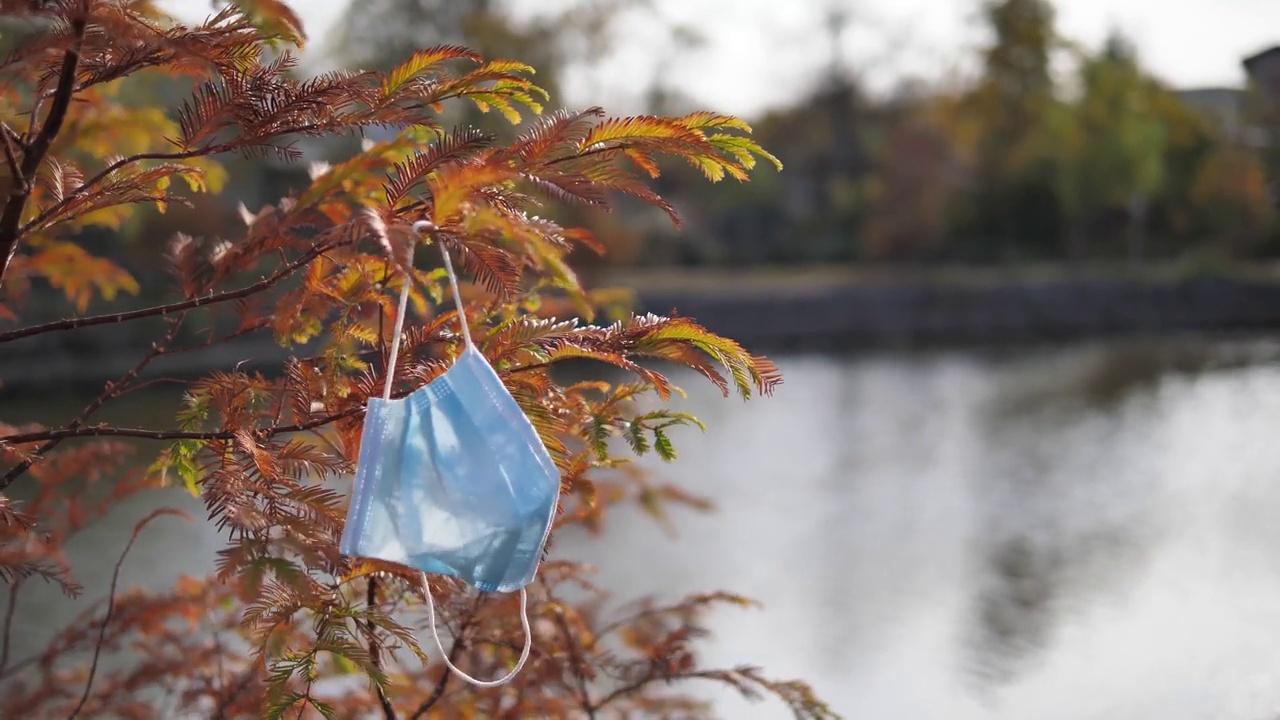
[389,220,529,687]
[380,221,474,400]
[413,220,473,352]
[421,573,532,687]
[381,278,413,401]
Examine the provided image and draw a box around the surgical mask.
[340,222,561,686]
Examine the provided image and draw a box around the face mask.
[340,222,561,686]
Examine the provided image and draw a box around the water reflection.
[10,336,1280,718]
[567,336,1280,719]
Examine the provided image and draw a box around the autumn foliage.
[0,1,833,718]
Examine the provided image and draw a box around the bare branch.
[551,598,596,719]
[0,241,338,344]
[0,8,87,287]
[66,508,190,720]
[0,580,19,674]
[0,125,25,194]
[0,405,364,446]
[0,313,189,491]
[364,578,397,720]
[410,596,482,720]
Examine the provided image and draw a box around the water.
[9,336,1280,718]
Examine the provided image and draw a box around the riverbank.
[7,263,1280,391]
[614,263,1280,353]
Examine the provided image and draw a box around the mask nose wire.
[421,574,533,687]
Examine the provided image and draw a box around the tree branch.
[0,7,87,288]
[551,598,596,719]
[0,580,19,675]
[67,508,188,720]
[411,642,459,717]
[20,111,353,239]
[0,405,364,446]
[211,667,258,720]
[18,148,215,238]
[365,577,398,720]
[409,596,481,720]
[0,312,188,491]
[0,240,336,344]
[0,125,25,194]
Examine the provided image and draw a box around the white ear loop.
[380,221,474,401]
[420,574,533,687]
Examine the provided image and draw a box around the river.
[8,335,1280,718]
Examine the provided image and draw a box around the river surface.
[8,336,1280,719]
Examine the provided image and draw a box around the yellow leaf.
[427,162,517,225]
[230,0,307,49]
[26,241,140,311]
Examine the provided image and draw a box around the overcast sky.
[162,0,1280,118]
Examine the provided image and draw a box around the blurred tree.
[1187,145,1274,256]
[861,98,964,262]
[949,0,1065,261]
[976,0,1056,134]
[331,0,704,274]
[331,0,650,120]
[1054,34,1167,263]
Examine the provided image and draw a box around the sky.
[161,0,1280,119]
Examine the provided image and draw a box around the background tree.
[1053,34,1168,263]
[949,0,1064,261]
[0,2,832,717]
[1187,144,1274,257]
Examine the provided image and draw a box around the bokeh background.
[11,0,1280,717]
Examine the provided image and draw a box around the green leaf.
[588,414,610,462]
[624,421,649,456]
[173,440,204,496]
[264,691,306,720]
[308,698,338,720]
[151,439,205,496]
[653,428,676,461]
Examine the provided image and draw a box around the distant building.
[1166,46,1280,148]
[1175,87,1247,139]
[1244,46,1280,102]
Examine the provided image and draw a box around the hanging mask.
[340,221,562,686]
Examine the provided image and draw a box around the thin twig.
[0,580,20,674]
[592,668,739,712]
[551,595,596,719]
[66,508,189,720]
[0,7,86,287]
[0,312,189,491]
[411,638,461,718]
[366,577,397,720]
[112,377,187,400]
[18,148,212,238]
[0,405,365,445]
[369,262,398,720]
[211,668,257,720]
[0,241,338,344]
[409,596,481,719]
[0,124,25,194]
[21,115,344,238]
[111,320,274,402]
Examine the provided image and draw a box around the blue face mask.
[340,223,561,686]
